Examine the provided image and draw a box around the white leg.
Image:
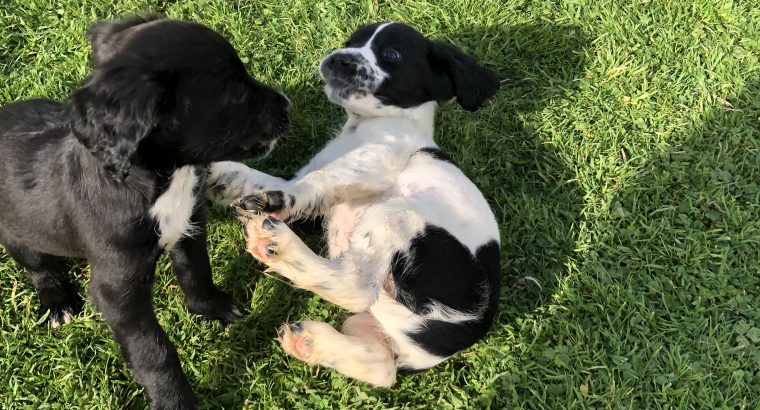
[237,210,380,312]
[239,143,411,220]
[206,161,288,205]
[278,313,396,388]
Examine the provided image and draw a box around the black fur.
[0,17,289,409]
[324,22,500,111]
[390,226,500,361]
[416,147,454,164]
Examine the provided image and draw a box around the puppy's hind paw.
[278,321,316,362]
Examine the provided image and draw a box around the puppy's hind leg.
[1,241,81,328]
[235,211,379,312]
[278,313,396,388]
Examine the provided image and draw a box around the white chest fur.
[150,165,200,250]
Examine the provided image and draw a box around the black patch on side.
[390,226,500,359]
[416,147,454,164]
[397,366,431,376]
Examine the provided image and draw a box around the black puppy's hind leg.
[169,207,242,324]
[2,242,82,327]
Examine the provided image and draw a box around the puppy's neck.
[344,101,437,139]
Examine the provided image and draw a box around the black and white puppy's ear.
[66,65,165,182]
[429,42,500,111]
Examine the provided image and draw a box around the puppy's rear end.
[383,227,500,371]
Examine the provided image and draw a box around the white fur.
[278,314,396,387]
[356,22,392,81]
[149,165,199,250]
[219,24,500,382]
[232,98,499,372]
[206,161,287,204]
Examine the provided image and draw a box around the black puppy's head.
[319,22,499,116]
[66,16,290,182]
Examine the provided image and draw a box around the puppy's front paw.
[233,191,289,215]
[42,305,75,329]
[186,290,242,325]
[38,291,83,329]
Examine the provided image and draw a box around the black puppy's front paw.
[38,290,83,328]
[186,290,242,325]
[39,305,75,328]
[148,383,198,410]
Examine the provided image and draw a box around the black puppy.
[0,16,289,409]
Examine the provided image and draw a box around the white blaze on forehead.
[355,22,393,80]
[363,22,393,48]
[319,22,395,104]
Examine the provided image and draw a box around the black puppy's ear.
[429,42,500,111]
[88,15,160,64]
[66,65,163,182]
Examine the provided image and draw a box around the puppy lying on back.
[0,17,289,409]
[211,22,500,387]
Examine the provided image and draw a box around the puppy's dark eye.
[383,48,401,61]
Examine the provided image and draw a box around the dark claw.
[233,193,267,213]
[264,191,286,212]
[289,322,304,335]
[277,326,286,338]
[262,216,280,231]
[265,243,278,257]
[232,204,254,218]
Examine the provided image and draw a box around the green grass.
[1,0,759,408]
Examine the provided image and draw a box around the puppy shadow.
[440,23,588,326]
[199,23,588,406]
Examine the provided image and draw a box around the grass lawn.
[1,0,759,408]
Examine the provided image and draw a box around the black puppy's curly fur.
[0,16,289,409]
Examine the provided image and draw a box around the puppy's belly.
[325,201,369,259]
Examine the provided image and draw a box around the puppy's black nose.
[327,53,356,69]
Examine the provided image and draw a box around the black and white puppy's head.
[319,22,499,116]
[66,16,291,182]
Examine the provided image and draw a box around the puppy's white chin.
[324,84,343,105]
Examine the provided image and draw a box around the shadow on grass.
[199,22,589,407]
[454,23,587,321]
[555,77,760,406]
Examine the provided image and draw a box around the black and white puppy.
[0,17,289,409]
[210,22,500,387]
